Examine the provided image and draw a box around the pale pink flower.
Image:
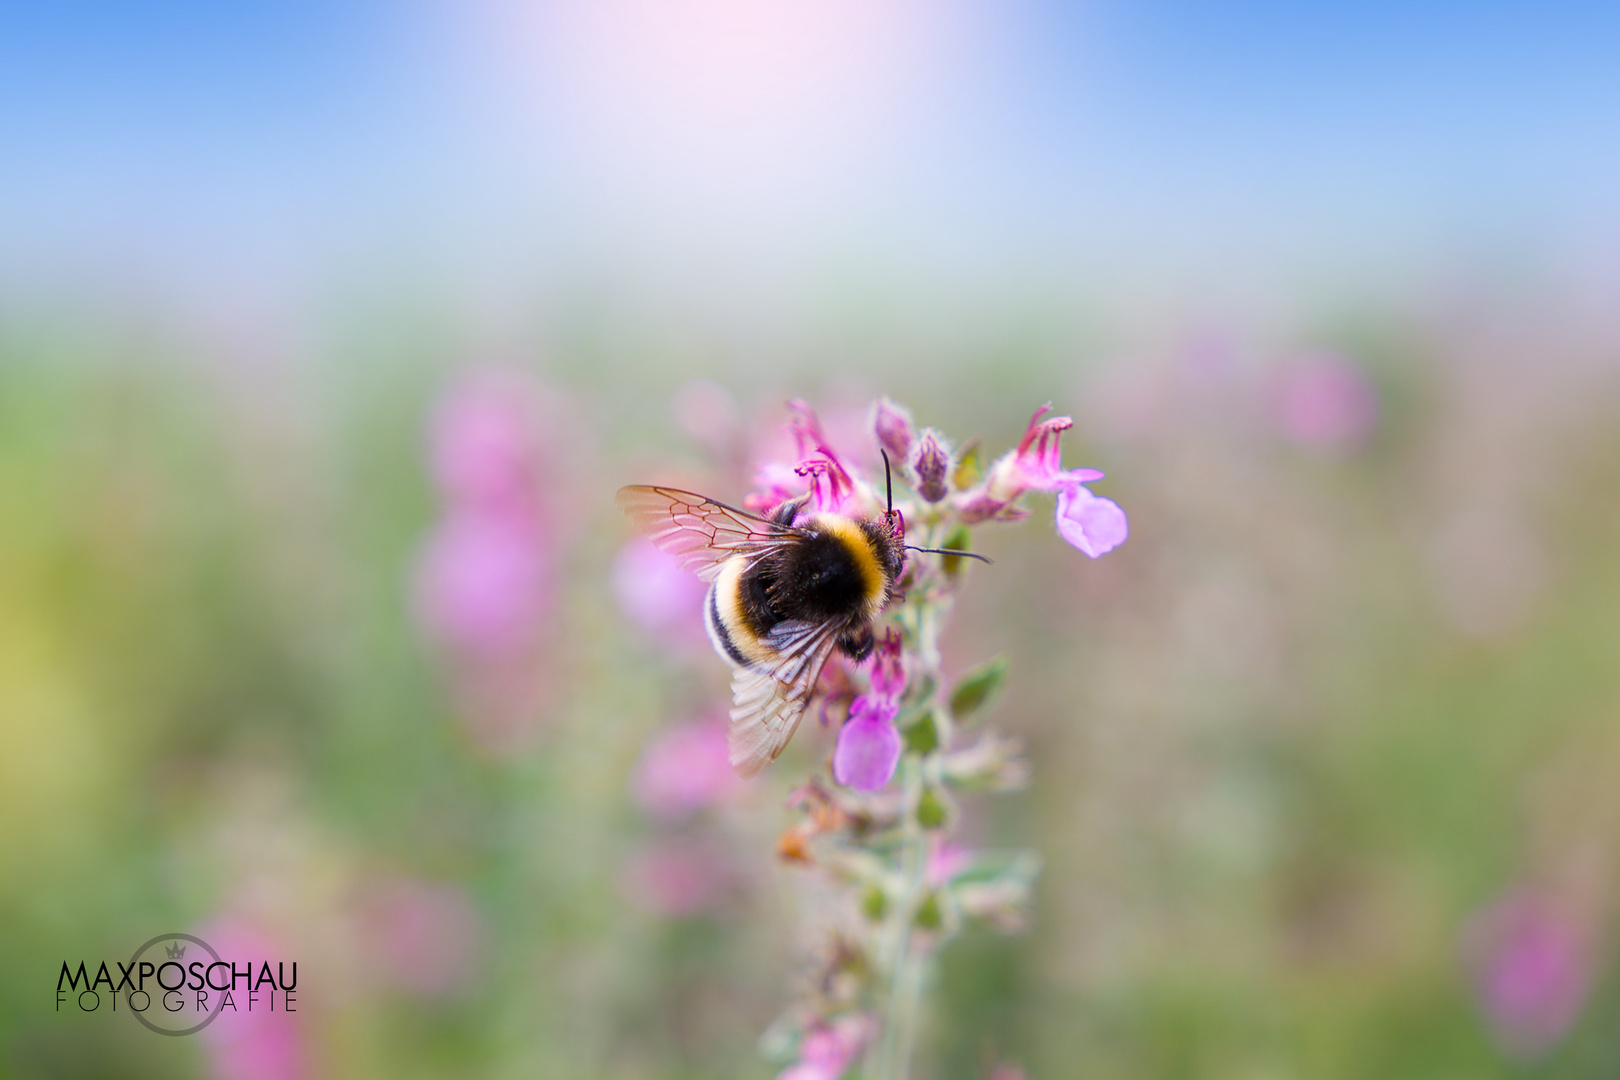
[195,920,307,1080]
[428,370,543,511]
[413,509,549,657]
[612,537,707,638]
[356,877,483,998]
[633,715,744,821]
[777,1014,875,1080]
[926,840,973,886]
[1277,353,1379,452]
[1462,887,1593,1058]
[1056,482,1129,559]
[620,837,737,918]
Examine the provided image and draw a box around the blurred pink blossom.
[428,370,544,511]
[196,920,307,1080]
[620,837,737,918]
[414,509,549,656]
[926,840,973,886]
[777,1014,874,1080]
[357,877,484,998]
[1277,353,1380,452]
[1462,886,1593,1058]
[612,536,708,638]
[633,715,744,820]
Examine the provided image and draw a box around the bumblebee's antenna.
[880,448,894,517]
[907,545,993,565]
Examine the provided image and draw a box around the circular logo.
[125,933,225,1036]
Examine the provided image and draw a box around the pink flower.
[908,427,952,503]
[871,397,916,462]
[867,629,906,699]
[428,370,543,512]
[633,716,744,821]
[797,456,863,517]
[1055,482,1129,558]
[833,696,901,792]
[955,404,1126,557]
[195,920,307,1080]
[612,537,707,638]
[620,837,737,918]
[926,840,973,886]
[832,631,908,791]
[956,405,1103,522]
[1462,887,1593,1058]
[356,877,483,998]
[1277,353,1379,452]
[777,1014,874,1080]
[413,508,549,657]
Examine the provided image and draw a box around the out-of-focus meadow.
[4,3,1620,1079]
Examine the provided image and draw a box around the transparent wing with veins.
[615,485,804,582]
[726,619,841,778]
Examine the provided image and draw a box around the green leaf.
[949,656,1007,723]
[939,524,973,579]
[916,786,951,830]
[861,885,887,921]
[952,437,984,490]
[914,891,943,930]
[902,710,940,755]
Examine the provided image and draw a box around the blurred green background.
[3,2,1620,1078]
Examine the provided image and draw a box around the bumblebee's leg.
[836,625,875,661]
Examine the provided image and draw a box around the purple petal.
[1055,484,1128,558]
[833,700,901,791]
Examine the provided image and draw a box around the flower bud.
[909,427,952,502]
[871,397,916,462]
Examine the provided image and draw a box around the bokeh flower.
[414,509,549,656]
[633,714,744,821]
[356,876,484,998]
[777,1014,875,1080]
[620,836,739,918]
[1277,353,1380,452]
[612,536,708,639]
[195,920,308,1080]
[1462,886,1593,1058]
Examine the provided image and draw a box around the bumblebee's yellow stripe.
[810,513,886,617]
[713,557,779,667]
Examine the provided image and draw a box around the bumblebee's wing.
[726,618,841,778]
[616,485,802,583]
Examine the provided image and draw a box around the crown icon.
[164,942,187,960]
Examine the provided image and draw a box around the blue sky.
[3,0,1616,308]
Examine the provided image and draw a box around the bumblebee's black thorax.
[750,519,893,624]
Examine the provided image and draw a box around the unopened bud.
[871,397,916,462]
[909,427,952,502]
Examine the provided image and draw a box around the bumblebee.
[617,457,980,778]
